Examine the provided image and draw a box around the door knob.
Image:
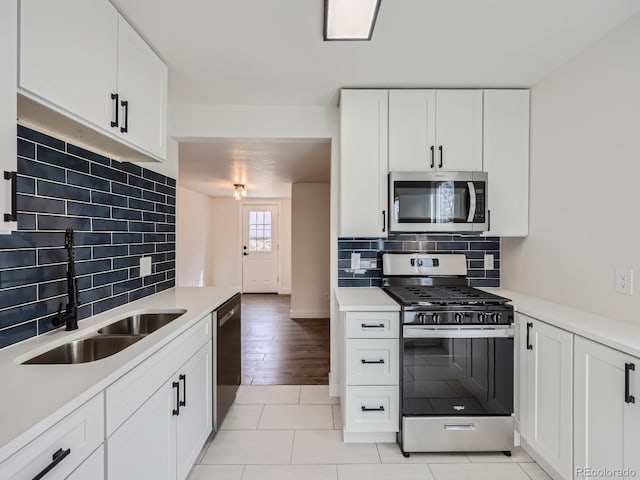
[243,252,249,256]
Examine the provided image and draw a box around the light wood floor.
[241,294,330,385]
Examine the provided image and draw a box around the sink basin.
[23,335,143,364]
[97,311,187,336]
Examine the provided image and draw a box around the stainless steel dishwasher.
[213,293,241,431]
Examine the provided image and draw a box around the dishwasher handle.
[219,308,236,327]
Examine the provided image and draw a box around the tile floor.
[189,385,552,480]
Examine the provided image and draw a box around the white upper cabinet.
[18,0,167,162]
[483,90,530,237]
[19,0,118,132]
[389,89,482,172]
[339,89,389,238]
[0,0,18,234]
[574,337,640,480]
[116,15,167,160]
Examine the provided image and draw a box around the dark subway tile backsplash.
[0,126,176,349]
[338,234,501,288]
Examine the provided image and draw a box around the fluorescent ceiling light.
[324,0,381,41]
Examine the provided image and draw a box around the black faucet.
[52,228,79,331]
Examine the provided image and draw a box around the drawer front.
[106,314,210,436]
[0,394,104,480]
[67,445,104,480]
[344,386,399,433]
[345,312,399,339]
[345,339,399,385]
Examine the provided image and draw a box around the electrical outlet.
[615,267,634,295]
[140,257,152,277]
[484,254,495,270]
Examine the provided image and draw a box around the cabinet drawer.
[345,312,399,339]
[344,386,399,433]
[67,444,104,480]
[106,314,210,436]
[345,339,399,385]
[0,393,104,480]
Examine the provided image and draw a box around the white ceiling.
[113,0,640,106]
[178,139,331,198]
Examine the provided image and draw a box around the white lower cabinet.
[67,445,104,480]
[107,340,212,480]
[574,337,640,480]
[518,314,573,480]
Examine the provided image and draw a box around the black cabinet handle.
[110,93,119,128]
[382,210,386,233]
[361,359,385,364]
[488,209,491,232]
[626,363,635,404]
[361,323,385,329]
[120,100,129,133]
[430,145,435,168]
[3,171,17,222]
[172,381,180,416]
[179,374,186,407]
[526,322,533,350]
[32,448,71,480]
[438,145,443,168]
[361,405,385,412]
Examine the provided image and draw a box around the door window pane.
[248,210,273,252]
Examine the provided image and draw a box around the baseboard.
[329,372,339,397]
[278,288,291,295]
[289,309,330,318]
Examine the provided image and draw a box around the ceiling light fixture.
[324,0,381,41]
[233,184,247,200]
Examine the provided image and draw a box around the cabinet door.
[0,0,17,234]
[483,90,529,237]
[574,337,640,480]
[176,342,212,480]
[523,317,573,480]
[117,15,167,159]
[339,89,388,237]
[19,0,118,130]
[389,90,436,171]
[67,445,104,480]
[435,90,483,172]
[107,380,176,480]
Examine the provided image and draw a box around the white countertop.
[0,286,239,462]
[482,287,640,359]
[335,287,400,312]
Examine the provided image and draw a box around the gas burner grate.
[384,285,509,306]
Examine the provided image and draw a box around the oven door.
[402,326,514,417]
[389,172,487,232]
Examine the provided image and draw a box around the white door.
[1,0,17,234]
[435,90,483,171]
[523,317,573,480]
[242,205,279,293]
[176,342,212,480]
[389,90,436,171]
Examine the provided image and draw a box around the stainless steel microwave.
[389,171,488,233]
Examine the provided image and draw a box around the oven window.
[402,337,513,416]
[393,181,471,224]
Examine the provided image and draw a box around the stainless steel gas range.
[382,253,515,457]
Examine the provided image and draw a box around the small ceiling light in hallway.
[233,184,247,200]
[324,0,381,41]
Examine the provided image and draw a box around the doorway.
[241,204,279,293]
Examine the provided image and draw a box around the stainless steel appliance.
[389,171,488,233]
[213,293,241,431]
[382,253,514,457]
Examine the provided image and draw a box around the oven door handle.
[403,326,514,338]
[467,182,476,222]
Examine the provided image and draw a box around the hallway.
[241,294,330,385]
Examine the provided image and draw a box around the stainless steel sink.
[23,335,143,364]
[97,311,187,336]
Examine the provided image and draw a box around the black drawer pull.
[32,448,71,480]
[438,145,443,168]
[361,405,385,412]
[120,100,129,133]
[179,374,186,407]
[430,145,435,168]
[626,363,635,404]
[526,322,533,350]
[361,323,385,329]
[172,381,180,416]
[110,93,119,128]
[361,359,385,364]
[3,171,17,222]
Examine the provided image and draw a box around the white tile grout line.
[255,404,266,430]
[518,462,537,480]
[426,463,436,479]
[290,430,296,465]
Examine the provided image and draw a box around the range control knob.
[431,313,440,324]
[454,312,463,324]
[491,312,501,324]
[478,313,486,323]
[417,313,427,324]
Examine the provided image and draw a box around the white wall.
[176,186,213,286]
[502,12,640,325]
[291,183,331,318]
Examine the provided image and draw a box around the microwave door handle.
[467,182,476,222]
